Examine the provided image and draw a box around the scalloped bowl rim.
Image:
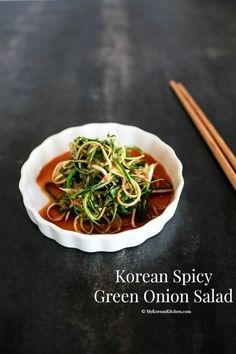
[19,123,184,252]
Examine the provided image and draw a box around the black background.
[0,1,235,353]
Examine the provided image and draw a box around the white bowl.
[19,123,184,252]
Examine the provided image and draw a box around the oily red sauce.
[37,151,173,233]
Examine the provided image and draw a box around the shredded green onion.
[48,133,172,234]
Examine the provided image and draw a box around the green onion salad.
[46,134,172,234]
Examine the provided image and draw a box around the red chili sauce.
[37,151,173,233]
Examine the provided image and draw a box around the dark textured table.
[0,1,235,353]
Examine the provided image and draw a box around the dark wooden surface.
[0,1,235,353]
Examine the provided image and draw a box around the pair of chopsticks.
[169,81,236,190]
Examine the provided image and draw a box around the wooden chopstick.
[178,83,236,170]
[169,80,236,190]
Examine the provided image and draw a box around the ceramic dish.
[19,123,184,252]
